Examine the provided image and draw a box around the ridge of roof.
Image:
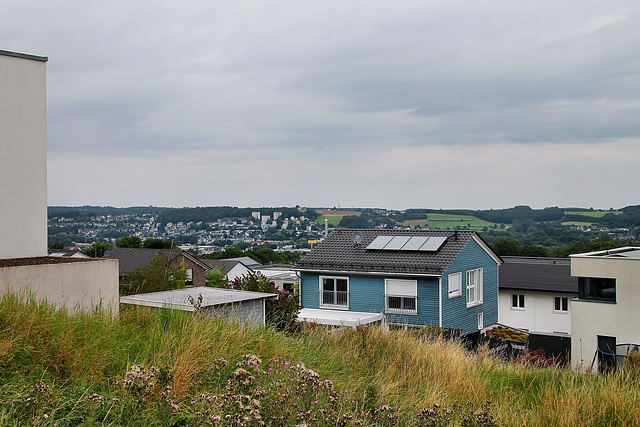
[501,256,570,265]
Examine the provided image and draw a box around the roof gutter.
[293,267,441,278]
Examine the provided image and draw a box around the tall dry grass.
[2,293,640,425]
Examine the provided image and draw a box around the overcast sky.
[4,1,639,210]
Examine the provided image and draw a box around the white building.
[498,257,577,335]
[0,49,119,312]
[0,50,48,259]
[570,247,640,372]
[200,259,254,283]
[120,287,277,326]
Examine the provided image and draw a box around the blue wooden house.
[295,229,502,333]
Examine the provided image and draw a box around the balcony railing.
[385,294,417,314]
[320,290,348,308]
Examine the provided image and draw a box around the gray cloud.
[3,0,639,209]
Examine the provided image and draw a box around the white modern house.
[498,257,577,335]
[0,49,119,312]
[570,247,640,372]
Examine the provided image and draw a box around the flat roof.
[297,308,384,328]
[0,49,48,62]
[120,287,277,311]
[570,247,640,259]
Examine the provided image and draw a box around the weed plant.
[1,293,640,425]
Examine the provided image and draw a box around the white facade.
[226,263,253,282]
[498,292,571,334]
[570,247,640,372]
[0,51,48,259]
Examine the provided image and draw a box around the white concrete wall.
[0,53,48,259]
[0,260,120,313]
[571,256,640,372]
[499,292,571,334]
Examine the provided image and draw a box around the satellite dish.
[351,231,364,245]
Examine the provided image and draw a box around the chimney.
[324,219,328,238]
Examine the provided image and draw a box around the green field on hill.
[314,210,361,226]
[565,210,622,218]
[400,213,496,230]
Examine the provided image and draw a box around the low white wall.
[0,259,119,313]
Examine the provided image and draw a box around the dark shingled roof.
[295,229,491,276]
[499,256,577,295]
[103,248,180,274]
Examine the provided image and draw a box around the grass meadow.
[315,210,362,226]
[1,293,639,426]
[564,211,622,218]
[400,214,496,231]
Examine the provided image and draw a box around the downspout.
[297,270,302,308]
[496,263,500,323]
[439,276,443,327]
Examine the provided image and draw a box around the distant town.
[48,205,640,256]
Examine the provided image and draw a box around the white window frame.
[511,294,525,310]
[554,296,569,313]
[385,279,417,315]
[466,268,483,308]
[478,312,484,330]
[319,276,349,309]
[448,272,462,298]
[185,268,194,286]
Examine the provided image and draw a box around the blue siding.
[299,237,499,334]
[300,272,439,326]
[441,238,499,333]
[300,272,320,308]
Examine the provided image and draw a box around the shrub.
[218,274,300,333]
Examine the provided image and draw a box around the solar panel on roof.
[400,236,429,251]
[366,235,448,252]
[384,236,411,250]
[366,236,394,250]
[419,236,447,251]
